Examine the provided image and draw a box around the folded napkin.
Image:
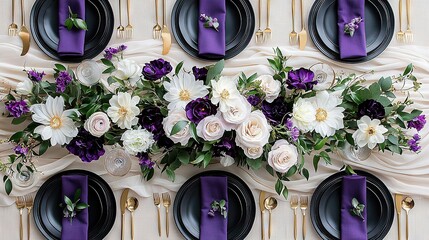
[198,0,226,56]
[61,175,89,240]
[200,176,228,240]
[337,0,367,59]
[341,175,367,240]
[58,0,86,56]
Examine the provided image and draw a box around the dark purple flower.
[103,45,127,60]
[14,145,29,155]
[357,99,385,120]
[66,128,105,162]
[56,71,73,93]
[261,97,290,125]
[138,107,165,140]
[142,59,172,81]
[192,66,208,81]
[286,68,317,91]
[407,134,421,152]
[137,152,155,169]
[247,95,261,106]
[27,70,45,82]
[185,97,217,124]
[5,100,29,118]
[407,115,426,131]
[213,136,236,157]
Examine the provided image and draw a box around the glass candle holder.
[76,60,102,86]
[104,148,132,176]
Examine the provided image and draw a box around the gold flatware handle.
[131,212,134,240]
[127,0,131,24]
[155,0,159,24]
[166,208,169,237]
[300,0,304,29]
[397,212,401,240]
[268,211,272,239]
[406,0,411,28]
[266,0,270,27]
[157,207,161,236]
[292,0,296,31]
[399,0,402,31]
[293,210,297,240]
[27,208,32,240]
[302,213,306,240]
[19,209,23,240]
[121,213,125,240]
[406,212,409,240]
[261,211,265,240]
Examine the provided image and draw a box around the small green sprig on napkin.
[350,197,365,221]
[208,199,227,219]
[65,6,88,31]
[60,188,89,223]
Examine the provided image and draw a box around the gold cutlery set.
[8,0,30,56]
[290,195,308,240]
[397,0,413,43]
[15,194,34,240]
[290,0,307,49]
[153,192,172,237]
[395,193,415,240]
[117,0,133,39]
[255,0,272,44]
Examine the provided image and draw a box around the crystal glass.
[340,142,372,161]
[76,60,102,86]
[104,148,132,176]
[310,63,336,91]
[12,165,36,188]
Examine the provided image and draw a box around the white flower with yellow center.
[352,115,388,149]
[30,96,80,146]
[310,91,345,137]
[163,73,209,110]
[211,76,241,112]
[107,92,140,129]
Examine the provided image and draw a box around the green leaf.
[5,179,12,195]
[266,165,274,176]
[379,77,392,91]
[74,18,88,30]
[346,133,355,146]
[202,143,212,152]
[166,166,176,182]
[206,60,224,84]
[369,83,381,98]
[345,165,356,175]
[65,18,73,30]
[9,131,25,142]
[352,198,359,207]
[191,153,205,164]
[170,120,188,136]
[246,158,262,170]
[401,109,423,121]
[302,168,310,180]
[177,151,190,164]
[285,165,297,177]
[403,64,413,76]
[38,141,50,155]
[189,122,199,142]
[73,188,81,202]
[175,61,184,75]
[101,59,114,67]
[55,64,67,71]
[282,186,289,200]
[76,203,89,210]
[202,152,213,168]
[64,195,73,206]
[275,179,283,195]
[11,116,27,125]
[388,135,398,145]
[313,155,321,172]
[314,138,328,150]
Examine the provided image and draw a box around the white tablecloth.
[1,0,429,239]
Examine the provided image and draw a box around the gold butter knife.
[259,191,266,240]
[120,188,130,240]
[298,0,307,50]
[395,193,403,240]
[18,0,30,56]
[161,0,171,55]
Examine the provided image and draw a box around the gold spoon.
[264,196,278,239]
[402,196,415,240]
[126,197,139,240]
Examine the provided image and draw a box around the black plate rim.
[310,170,394,240]
[308,0,394,63]
[33,169,116,240]
[173,170,256,240]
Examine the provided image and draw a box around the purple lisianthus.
[285,119,300,142]
[137,152,155,169]
[5,100,29,118]
[286,68,317,91]
[407,115,426,131]
[247,95,262,106]
[357,99,385,120]
[56,71,73,93]
[103,45,127,60]
[407,134,421,152]
[14,145,29,155]
[66,128,105,162]
[185,97,217,124]
[27,70,45,82]
[192,66,208,81]
[261,97,290,125]
[142,59,172,81]
[138,107,165,140]
[213,136,236,157]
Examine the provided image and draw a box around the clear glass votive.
[76,60,102,86]
[104,148,132,176]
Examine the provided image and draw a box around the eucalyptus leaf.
[170,120,188,136]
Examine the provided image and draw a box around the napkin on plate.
[61,175,89,240]
[200,176,228,240]
[341,175,367,240]
[58,0,86,56]
[198,0,226,56]
[337,0,367,59]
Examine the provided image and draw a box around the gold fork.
[162,192,171,237]
[8,0,18,36]
[396,0,405,42]
[290,195,299,240]
[161,0,171,55]
[255,0,263,43]
[117,0,125,38]
[153,0,162,39]
[289,0,298,44]
[300,196,308,240]
[263,0,272,42]
[153,193,162,237]
[16,196,26,240]
[124,0,133,38]
[405,0,413,43]
[25,194,33,240]
[18,0,30,56]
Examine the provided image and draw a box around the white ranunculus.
[163,109,191,146]
[107,92,140,129]
[115,59,142,86]
[121,128,155,155]
[220,153,235,167]
[221,96,252,130]
[84,112,110,137]
[291,98,316,132]
[16,78,33,95]
[352,115,388,149]
[196,115,225,141]
[310,91,345,137]
[267,139,298,173]
[258,75,281,103]
[211,76,242,112]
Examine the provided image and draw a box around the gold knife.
[120,188,130,240]
[161,0,171,55]
[395,193,403,240]
[259,191,266,240]
[18,0,30,56]
[298,0,307,50]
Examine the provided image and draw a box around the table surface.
[0,0,429,239]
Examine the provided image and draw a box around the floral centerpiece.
[1,46,424,198]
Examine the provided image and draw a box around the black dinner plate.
[173,171,256,240]
[308,0,394,63]
[310,170,394,240]
[171,0,255,60]
[30,0,114,62]
[33,170,116,240]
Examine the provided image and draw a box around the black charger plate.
[173,171,256,240]
[171,0,255,60]
[33,170,116,240]
[310,170,394,240]
[308,0,394,63]
[30,0,114,62]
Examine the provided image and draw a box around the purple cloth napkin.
[61,175,89,240]
[198,0,226,56]
[58,0,86,56]
[337,0,367,59]
[341,175,367,240]
[200,176,228,240]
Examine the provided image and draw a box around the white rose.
[243,145,264,159]
[221,96,252,130]
[121,128,155,155]
[163,109,191,146]
[115,59,142,86]
[196,115,225,141]
[291,98,316,132]
[267,139,298,173]
[16,78,33,95]
[220,153,235,167]
[258,75,281,103]
[84,112,110,137]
